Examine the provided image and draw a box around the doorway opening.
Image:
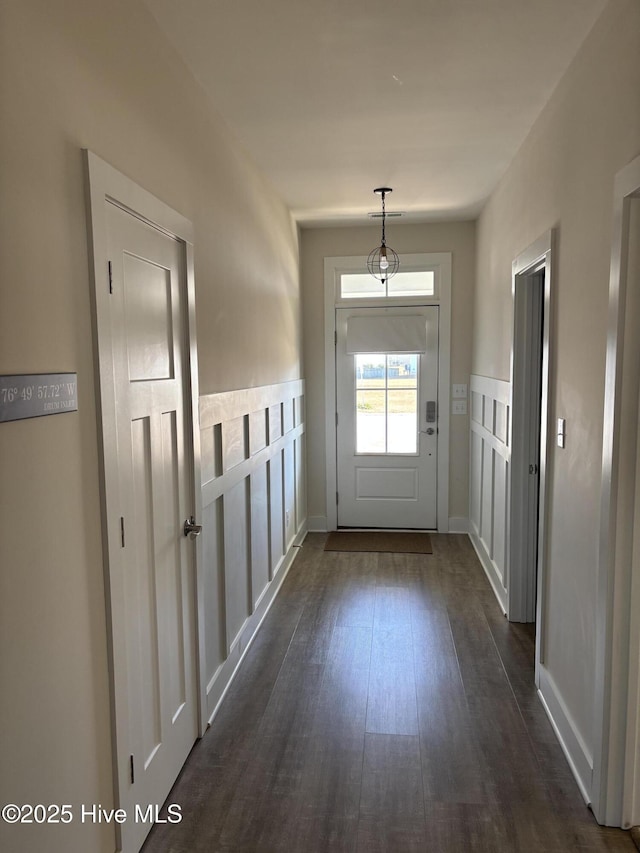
[335,306,439,529]
[508,232,553,684]
[323,253,452,532]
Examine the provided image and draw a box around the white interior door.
[336,306,438,528]
[107,201,198,851]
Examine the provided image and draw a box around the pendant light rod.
[368,187,399,284]
[374,187,392,247]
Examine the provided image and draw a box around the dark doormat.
[324,531,432,554]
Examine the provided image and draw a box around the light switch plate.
[557,418,566,448]
[452,400,467,415]
[452,383,468,399]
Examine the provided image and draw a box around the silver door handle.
[184,516,203,539]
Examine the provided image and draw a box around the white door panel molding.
[85,151,203,853]
[336,306,438,529]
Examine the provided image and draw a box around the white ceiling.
[142,0,606,226]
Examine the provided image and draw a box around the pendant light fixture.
[367,187,399,285]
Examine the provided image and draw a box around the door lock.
[425,427,435,435]
[184,516,203,539]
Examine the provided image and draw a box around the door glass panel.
[388,354,418,385]
[355,353,419,454]
[356,353,386,388]
[356,389,386,452]
[387,390,417,453]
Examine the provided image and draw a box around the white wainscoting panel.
[468,373,593,810]
[223,479,251,652]
[249,466,270,609]
[199,380,307,723]
[469,375,511,613]
[269,452,284,577]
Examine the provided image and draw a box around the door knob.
[184,516,203,539]
[425,427,435,435]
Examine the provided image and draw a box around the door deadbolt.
[184,516,203,539]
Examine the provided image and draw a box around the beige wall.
[0,2,300,851]
[473,0,640,763]
[301,221,476,526]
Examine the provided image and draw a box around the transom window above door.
[340,270,435,299]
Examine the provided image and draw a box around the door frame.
[83,151,205,834]
[323,253,451,532]
[509,231,553,641]
[508,232,553,678]
[593,153,640,827]
[335,305,439,529]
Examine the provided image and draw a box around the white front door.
[336,306,439,528]
[107,201,198,851]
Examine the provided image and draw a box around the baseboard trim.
[308,516,468,534]
[538,665,594,805]
[205,529,305,726]
[293,522,308,547]
[469,528,507,614]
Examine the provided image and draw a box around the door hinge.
[334,330,337,346]
[336,491,339,505]
[335,412,338,426]
[529,463,539,475]
[120,516,125,547]
[108,260,113,294]
[130,754,135,784]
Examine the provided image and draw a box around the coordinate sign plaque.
[0,374,78,423]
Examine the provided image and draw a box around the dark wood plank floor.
[143,534,634,852]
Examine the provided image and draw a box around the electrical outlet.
[452,400,467,415]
